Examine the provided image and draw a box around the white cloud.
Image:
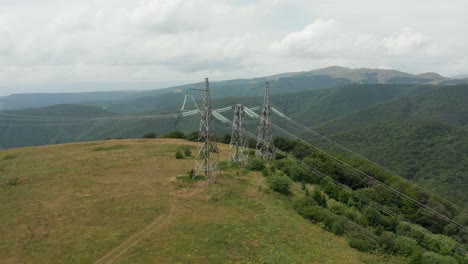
[383,27,425,55]
[0,0,467,95]
[271,19,380,59]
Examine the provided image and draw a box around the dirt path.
[94,199,176,264]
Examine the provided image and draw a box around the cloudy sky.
[0,0,467,95]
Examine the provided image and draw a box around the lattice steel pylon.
[193,78,219,183]
[255,81,273,160]
[229,104,248,168]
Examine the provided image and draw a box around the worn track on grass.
[94,198,176,264]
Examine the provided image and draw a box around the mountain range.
[1,66,467,111]
[0,66,467,206]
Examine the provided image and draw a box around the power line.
[239,128,467,256]
[267,120,468,232]
[270,106,468,215]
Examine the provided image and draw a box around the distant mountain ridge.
[1,83,467,206]
[1,66,467,111]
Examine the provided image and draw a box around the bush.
[3,154,16,160]
[378,231,396,253]
[162,131,186,139]
[348,237,373,252]
[186,131,199,141]
[248,159,265,171]
[268,175,291,195]
[312,189,327,208]
[270,165,276,173]
[347,230,379,252]
[323,217,345,235]
[262,167,270,177]
[420,252,458,264]
[142,132,157,139]
[6,177,28,186]
[392,236,418,257]
[175,150,184,159]
[184,148,192,157]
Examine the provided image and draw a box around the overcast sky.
[0,0,467,95]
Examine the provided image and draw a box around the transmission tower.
[256,81,273,160]
[229,104,248,168]
[192,78,219,182]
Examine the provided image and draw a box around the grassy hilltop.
[0,139,401,263]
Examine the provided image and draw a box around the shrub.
[348,237,373,252]
[378,231,396,253]
[347,230,379,252]
[6,177,28,186]
[175,150,184,159]
[93,145,128,152]
[248,159,265,171]
[323,217,345,235]
[3,154,16,160]
[420,252,458,264]
[187,169,195,179]
[392,236,418,257]
[184,148,192,157]
[7,177,20,186]
[142,132,157,138]
[186,131,199,141]
[268,175,291,195]
[312,189,327,208]
[162,131,186,139]
[262,167,270,177]
[270,165,276,173]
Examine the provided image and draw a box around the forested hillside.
[306,85,468,205]
[1,83,466,207]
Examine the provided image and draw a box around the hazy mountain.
[0,91,164,111]
[451,74,468,79]
[2,66,466,111]
[304,66,448,84]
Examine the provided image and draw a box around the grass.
[0,139,403,263]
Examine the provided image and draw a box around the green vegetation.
[93,144,128,152]
[175,150,184,159]
[161,130,186,139]
[0,139,402,263]
[311,86,468,206]
[0,83,466,211]
[268,136,468,262]
[142,132,157,138]
[183,147,192,157]
[267,175,291,195]
[2,154,16,160]
[247,158,266,171]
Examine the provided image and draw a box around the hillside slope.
[311,85,468,205]
[0,139,400,263]
[0,84,431,149]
